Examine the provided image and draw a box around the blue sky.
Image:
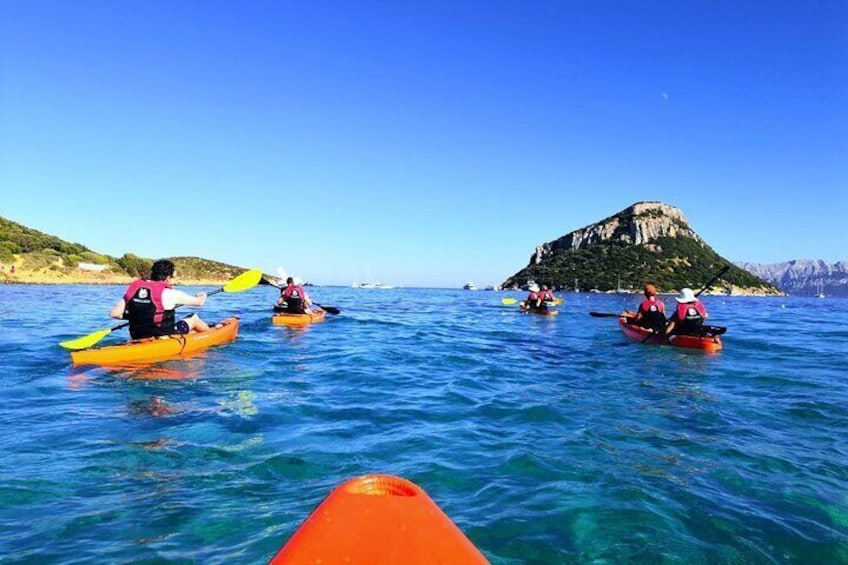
[1,1,845,288]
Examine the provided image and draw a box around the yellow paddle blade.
[223,269,262,293]
[501,297,517,305]
[59,328,112,351]
[554,297,563,305]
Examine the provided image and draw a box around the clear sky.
[1,1,845,288]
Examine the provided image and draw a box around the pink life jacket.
[282,284,308,312]
[123,279,175,338]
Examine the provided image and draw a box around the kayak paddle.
[59,268,263,351]
[259,278,340,315]
[589,312,622,318]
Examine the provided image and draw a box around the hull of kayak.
[522,307,559,316]
[270,474,488,564]
[519,301,559,316]
[618,317,722,352]
[271,309,326,327]
[70,317,239,366]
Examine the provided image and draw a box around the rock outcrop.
[530,202,701,264]
[503,201,781,295]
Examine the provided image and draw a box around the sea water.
[0,285,846,564]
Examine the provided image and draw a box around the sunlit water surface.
[0,285,846,563]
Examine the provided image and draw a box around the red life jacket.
[638,298,665,316]
[539,290,555,302]
[123,279,175,338]
[672,301,707,334]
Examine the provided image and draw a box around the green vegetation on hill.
[0,217,90,262]
[1,216,248,281]
[503,238,773,292]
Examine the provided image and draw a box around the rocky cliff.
[503,201,780,295]
[736,260,848,297]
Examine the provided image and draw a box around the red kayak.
[618,317,723,353]
[519,301,559,316]
[271,474,488,564]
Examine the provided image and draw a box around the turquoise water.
[1,285,846,564]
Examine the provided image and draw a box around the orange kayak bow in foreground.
[618,317,723,353]
[70,317,239,366]
[270,474,488,564]
[271,309,326,328]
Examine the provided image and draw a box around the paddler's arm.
[173,290,207,307]
[109,298,126,320]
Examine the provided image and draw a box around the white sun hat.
[675,287,697,303]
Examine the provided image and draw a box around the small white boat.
[357,282,393,289]
[463,282,477,290]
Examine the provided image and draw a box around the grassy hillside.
[1,216,249,284]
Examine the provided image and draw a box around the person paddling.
[522,283,542,310]
[109,259,211,339]
[538,284,557,306]
[623,283,666,332]
[664,287,709,336]
[275,277,317,314]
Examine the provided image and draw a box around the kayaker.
[109,259,211,339]
[624,283,666,331]
[539,284,557,306]
[524,283,543,310]
[276,277,314,314]
[664,287,709,336]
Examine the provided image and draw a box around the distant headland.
[0,216,248,285]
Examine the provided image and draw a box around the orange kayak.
[70,317,239,366]
[618,317,723,352]
[271,474,488,564]
[271,309,326,328]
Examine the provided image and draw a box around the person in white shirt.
[109,259,210,339]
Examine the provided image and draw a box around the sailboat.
[816,281,825,298]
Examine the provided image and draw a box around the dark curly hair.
[150,259,175,281]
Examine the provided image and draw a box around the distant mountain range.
[503,201,781,295]
[735,260,848,297]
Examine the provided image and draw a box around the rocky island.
[502,201,782,295]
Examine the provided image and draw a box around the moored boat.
[271,309,326,328]
[618,317,723,352]
[70,317,240,366]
